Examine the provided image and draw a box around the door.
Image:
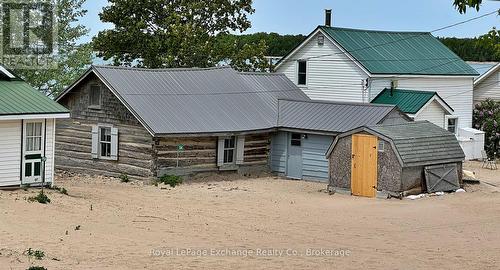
[22,121,45,185]
[351,134,378,197]
[286,133,303,179]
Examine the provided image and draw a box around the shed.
[0,65,69,187]
[270,99,410,182]
[325,121,465,197]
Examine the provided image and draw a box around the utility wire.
[279,9,500,64]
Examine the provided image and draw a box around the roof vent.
[325,9,332,27]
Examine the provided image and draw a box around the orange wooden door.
[351,134,378,198]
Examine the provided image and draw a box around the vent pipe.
[325,9,332,27]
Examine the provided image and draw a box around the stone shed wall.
[376,138,403,192]
[328,136,352,190]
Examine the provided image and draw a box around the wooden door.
[351,134,378,198]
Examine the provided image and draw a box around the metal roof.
[467,61,498,78]
[326,121,465,167]
[84,66,309,135]
[371,88,452,114]
[319,26,478,76]
[278,99,397,134]
[0,80,69,116]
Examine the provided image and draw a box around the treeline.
[225,29,500,62]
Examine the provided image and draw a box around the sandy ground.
[1,161,499,270]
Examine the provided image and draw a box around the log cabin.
[55,65,409,181]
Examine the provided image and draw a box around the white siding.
[276,31,368,102]
[370,77,474,129]
[474,70,500,104]
[414,100,446,128]
[44,118,55,183]
[0,120,22,186]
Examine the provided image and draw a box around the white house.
[468,62,500,104]
[275,11,483,159]
[0,65,69,187]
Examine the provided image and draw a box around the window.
[291,133,302,146]
[317,34,324,46]
[100,127,112,157]
[447,117,458,134]
[223,136,236,164]
[89,84,101,107]
[378,140,385,152]
[26,122,42,152]
[297,61,307,85]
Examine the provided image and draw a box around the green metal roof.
[0,80,69,116]
[371,88,451,114]
[319,26,478,76]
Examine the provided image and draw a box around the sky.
[80,0,499,43]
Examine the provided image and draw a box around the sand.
[1,161,499,270]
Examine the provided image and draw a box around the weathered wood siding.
[154,133,271,176]
[56,74,154,179]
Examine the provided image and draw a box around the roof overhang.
[274,27,371,77]
[0,112,70,121]
[474,62,500,86]
[325,125,405,168]
[153,127,277,138]
[56,66,157,136]
[413,94,454,118]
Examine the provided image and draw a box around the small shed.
[325,121,465,197]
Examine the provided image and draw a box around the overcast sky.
[81,0,499,43]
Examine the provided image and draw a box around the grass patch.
[27,267,47,270]
[119,173,130,183]
[51,185,68,195]
[27,191,51,204]
[24,248,45,260]
[157,175,183,187]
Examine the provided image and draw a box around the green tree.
[93,0,269,71]
[473,99,500,158]
[439,28,500,62]
[12,0,93,96]
[453,0,482,13]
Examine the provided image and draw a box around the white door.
[286,133,303,179]
[22,121,45,185]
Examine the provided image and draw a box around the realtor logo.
[0,0,57,69]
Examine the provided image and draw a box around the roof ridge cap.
[279,99,395,107]
[93,65,233,72]
[320,26,430,35]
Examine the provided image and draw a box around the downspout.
[20,119,23,184]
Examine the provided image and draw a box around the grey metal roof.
[368,121,465,167]
[89,66,308,135]
[467,61,498,78]
[278,99,396,134]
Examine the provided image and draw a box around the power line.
[279,9,499,64]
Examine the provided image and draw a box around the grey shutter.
[110,127,118,160]
[91,125,99,159]
[236,136,245,164]
[217,137,225,167]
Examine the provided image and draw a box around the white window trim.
[99,126,113,160]
[222,136,236,165]
[92,124,118,160]
[24,120,44,155]
[378,140,385,152]
[445,115,459,134]
[297,60,307,86]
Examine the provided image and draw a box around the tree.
[93,0,269,71]
[439,28,500,62]
[473,99,500,158]
[453,0,482,14]
[12,0,93,96]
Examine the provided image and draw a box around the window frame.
[89,84,102,109]
[445,116,459,134]
[25,121,43,154]
[290,133,302,147]
[223,136,236,164]
[297,61,307,86]
[99,126,112,159]
[378,140,385,152]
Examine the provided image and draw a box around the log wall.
[56,74,154,179]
